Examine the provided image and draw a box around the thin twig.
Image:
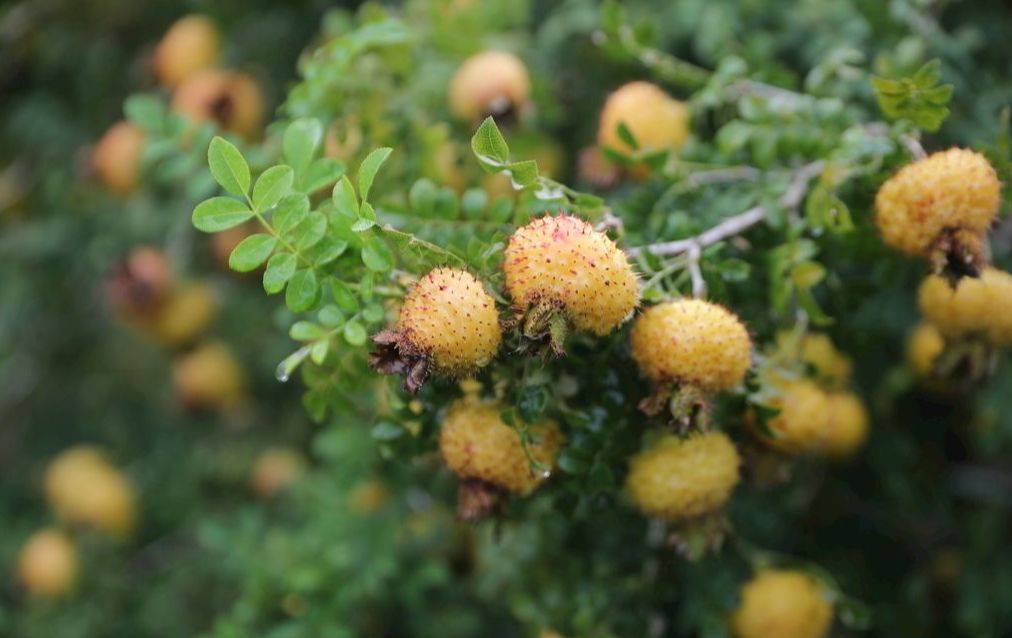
[626,161,825,258]
[686,241,705,297]
[900,133,927,160]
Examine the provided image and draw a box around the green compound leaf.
[357,147,393,202]
[229,233,277,272]
[263,253,298,294]
[207,136,251,196]
[252,165,294,212]
[192,196,253,232]
[871,59,953,132]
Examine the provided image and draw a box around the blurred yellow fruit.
[172,341,245,410]
[348,478,390,514]
[758,380,832,455]
[92,121,145,195]
[730,569,833,638]
[625,431,740,521]
[449,51,530,122]
[172,69,265,141]
[906,322,945,377]
[45,447,138,537]
[18,529,78,597]
[875,148,1000,256]
[146,282,217,347]
[918,268,1012,345]
[598,81,689,158]
[778,332,852,389]
[250,448,306,498]
[153,14,220,88]
[823,391,869,458]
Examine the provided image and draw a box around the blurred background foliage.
[2,1,1012,637]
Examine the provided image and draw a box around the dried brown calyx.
[931,228,986,284]
[456,478,506,522]
[369,330,431,394]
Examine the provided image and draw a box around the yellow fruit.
[730,569,833,638]
[598,81,689,156]
[777,332,852,389]
[146,282,217,347]
[630,300,752,391]
[44,447,137,537]
[626,431,740,521]
[348,479,390,514]
[250,448,305,498]
[918,268,1012,345]
[907,322,945,377]
[449,51,531,122]
[172,69,265,141]
[759,380,831,454]
[92,121,146,195]
[153,14,220,88]
[503,214,639,336]
[171,341,245,409]
[392,267,502,372]
[18,529,78,597]
[439,397,564,495]
[874,148,1000,256]
[823,392,869,458]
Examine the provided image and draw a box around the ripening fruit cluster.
[875,148,1001,259]
[630,299,752,392]
[625,431,741,521]
[439,397,564,495]
[730,569,834,638]
[92,14,264,195]
[758,334,869,458]
[45,446,138,537]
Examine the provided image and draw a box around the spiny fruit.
[371,268,501,393]
[44,446,137,537]
[172,69,264,141]
[250,448,306,498]
[918,268,1012,345]
[145,282,218,347]
[439,397,564,496]
[907,322,945,377]
[598,81,689,158]
[153,14,220,88]
[449,50,531,122]
[171,341,245,410]
[630,299,752,392]
[730,569,833,638]
[874,148,1000,263]
[758,379,831,454]
[92,121,146,195]
[503,214,639,339]
[18,529,78,598]
[823,391,869,458]
[777,331,852,390]
[625,431,741,521]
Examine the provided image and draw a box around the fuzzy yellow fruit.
[147,282,217,347]
[153,15,220,88]
[907,322,945,377]
[439,398,564,495]
[449,51,531,122]
[172,69,265,141]
[874,148,1000,256]
[44,447,138,537]
[625,431,740,521]
[172,341,245,410]
[503,214,639,336]
[393,268,501,372]
[250,448,305,498]
[759,380,831,454]
[18,529,78,598]
[92,121,146,196]
[778,332,852,389]
[730,569,833,638]
[823,392,869,458]
[631,300,752,391]
[598,81,689,156]
[918,268,1012,345]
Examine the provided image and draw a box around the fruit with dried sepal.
[172,69,264,141]
[875,148,1000,276]
[370,268,501,393]
[503,214,639,349]
[439,397,563,520]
